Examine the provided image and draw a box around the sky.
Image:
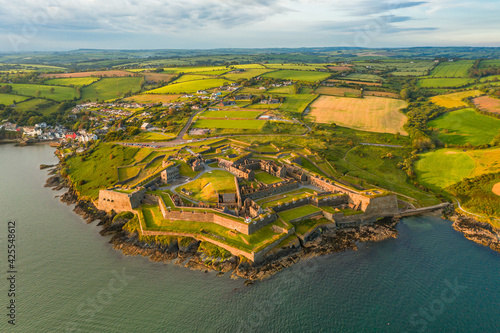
[0,0,499,52]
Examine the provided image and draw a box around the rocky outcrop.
[231,218,399,281]
[451,215,500,253]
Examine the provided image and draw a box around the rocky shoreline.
[43,163,403,283]
[449,214,500,253]
[43,162,499,283]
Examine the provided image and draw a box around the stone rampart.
[98,188,145,213]
[157,195,251,234]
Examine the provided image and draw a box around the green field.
[147,78,231,94]
[266,86,295,94]
[478,60,500,69]
[134,132,176,141]
[9,83,78,102]
[428,108,500,145]
[201,110,261,119]
[223,69,273,81]
[14,98,58,115]
[415,149,475,189]
[181,170,236,202]
[279,93,317,115]
[44,77,100,87]
[257,188,316,208]
[278,205,322,222]
[264,64,325,71]
[65,143,140,199]
[171,74,213,83]
[193,118,266,130]
[162,66,229,74]
[81,77,143,101]
[415,147,500,191]
[254,171,282,184]
[430,60,474,77]
[262,70,330,82]
[343,73,383,82]
[0,93,29,105]
[418,78,473,88]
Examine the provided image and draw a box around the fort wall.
[98,188,145,213]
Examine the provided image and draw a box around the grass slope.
[262,70,330,82]
[428,109,500,145]
[81,77,143,101]
[0,93,29,105]
[9,83,78,102]
[415,149,475,189]
[181,170,236,202]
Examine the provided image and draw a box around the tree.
[49,87,55,94]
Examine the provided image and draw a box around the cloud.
[0,0,291,34]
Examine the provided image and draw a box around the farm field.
[180,170,236,202]
[473,95,500,114]
[9,83,78,102]
[172,74,215,83]
[390,71,428,76]
[415,148,500,189]
[262,70,330,82]
[124,94,181,103]
[264,64,325,71]
[14,98,58,115]
[147,78,231,94]
[143,73,174,83]
[479,60,500,69]
[191,70,229,76]
[266,86,295,94]
[326,79,382,87]
[279,93,318,115]
[162,66,229,74]
[343,73,383,83]
[315,86,361,97]
[192,118,266,130]
[80,77,143,101]
[44,77,100,87]
[201,110,261,119]
[232,64,266,69]
[418,78,473,88]
[363,91,400,98]
[223,68,273,81]
[356,61,435,71]
[40,70,134,78]
[327,66,353,71]
[430,90,482,108]
[307,96,408,135]
[428,108,500,145]
[430,60,474,77]
[0,93,29,105]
